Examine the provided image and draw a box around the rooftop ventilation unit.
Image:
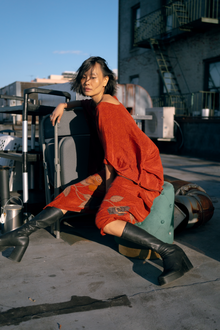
[144,107,175,139]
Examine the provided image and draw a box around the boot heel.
[182,253,193,272]
[8,245,28,262]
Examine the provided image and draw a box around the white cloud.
[53,50,86,55]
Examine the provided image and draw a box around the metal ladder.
[150,38,187,114]
[172,0,189,27]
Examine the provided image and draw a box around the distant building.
[0,72,76,123]
[32,71,76,83]
[118,0,220,116]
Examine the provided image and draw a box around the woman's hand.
[50,100,82,126]
[50,103,66,126]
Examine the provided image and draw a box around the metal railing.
[134,10,164,44]
[134,0,220,44]
[186,0,219,20]
[151,90,220,116]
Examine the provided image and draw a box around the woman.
[0,57,193,285]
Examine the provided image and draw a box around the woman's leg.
[103,220,126,237]
[103,220,193,286]
[0,171,106,263]
[0,207,64,262]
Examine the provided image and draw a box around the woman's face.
[81,63,109,103]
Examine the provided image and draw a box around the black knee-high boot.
[0,207,63,262]
[121,222,193,285]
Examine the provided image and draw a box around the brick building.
[118,0,220,116]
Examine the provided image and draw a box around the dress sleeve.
[97,103,141,176]
[96,102,164,192]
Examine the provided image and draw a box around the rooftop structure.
[32,71,76,83]
[118,0,220,116]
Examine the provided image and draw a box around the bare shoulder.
[102,94,120,105]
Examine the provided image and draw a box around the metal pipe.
[0,166,10,208]
[21,88,71,216]
[30,116,36,190]
[22,92,29,215]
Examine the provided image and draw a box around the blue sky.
[0,0,118,88]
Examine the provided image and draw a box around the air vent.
[144,107,175,139]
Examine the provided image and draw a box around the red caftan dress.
[47,98,164,235]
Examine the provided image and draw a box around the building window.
[130,75,139,85]
[204,57,220,111]
[163,72,173,93]
[208,61,220,91]
[131,4,140,47]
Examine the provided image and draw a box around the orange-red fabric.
[47,170,105,213]
[96,99,164,192]
[95,174,160,236]
[46,170,160,236]
[46,98,164,235]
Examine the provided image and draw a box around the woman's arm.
[105,164,116,192]
[50,100,82,126]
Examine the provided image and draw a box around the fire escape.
[134,0,220,114]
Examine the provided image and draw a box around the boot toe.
[158,269,185,285]
[158,254,193,286]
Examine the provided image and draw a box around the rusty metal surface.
[164,175,204,194]
[116,84,153,115]
[164,174,214,229]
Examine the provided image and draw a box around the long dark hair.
[71,56,117,96]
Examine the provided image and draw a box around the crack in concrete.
[1,279,219,326]
[0,295,131,326]
[128,277,220,298]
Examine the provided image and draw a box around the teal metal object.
[115,181,174,250]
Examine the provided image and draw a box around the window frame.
[204,56,220,111]
[131,3,140,49]
[130,74,140,85]
[204,55,220,91]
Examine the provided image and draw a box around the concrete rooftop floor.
[0,154,220,330]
